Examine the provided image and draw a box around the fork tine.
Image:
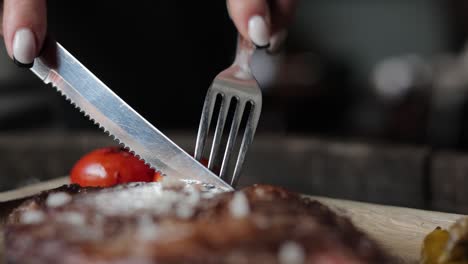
[196,35,262,186]
[208,94,232,170]
[194,89,218,161]
[219,99,245,181]
[231,102,261,186]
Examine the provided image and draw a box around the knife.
[30,41,233,192]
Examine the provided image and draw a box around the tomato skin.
[70,147,155,187]
[199,158,220,174]
[197,158,206,168]
[153,171,163,182]
[71,148,217,187]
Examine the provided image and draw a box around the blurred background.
[1,0,468,213]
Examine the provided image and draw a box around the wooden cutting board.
[0,178,464,263]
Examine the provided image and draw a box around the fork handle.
[232,35,256,78]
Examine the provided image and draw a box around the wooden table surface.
[312,196,463,263]
[0,178,464,263]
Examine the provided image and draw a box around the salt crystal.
[201,192,215,199]
[46,192,72,208]
[278,241,305,264]
[161,178,185,189]
[137,215,160,241]
[59,212,85,226]
[81,182,210,217]
[20,210,45,224]
[229,192,250,218]
[185,186,200,205]
[176,204,194,219]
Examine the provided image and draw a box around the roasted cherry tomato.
[150,157,210,182]
[199,157,209,168]
[153,171,163,182]
[70,147,157,187]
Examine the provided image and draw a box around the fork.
[194,35,262,187]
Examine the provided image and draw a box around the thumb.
[227,0,271,48]
[2,0,47,67]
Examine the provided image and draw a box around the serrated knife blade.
[30,41,233,192]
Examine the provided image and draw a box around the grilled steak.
[5,181,394,264]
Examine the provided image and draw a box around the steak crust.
[4,181,394,264]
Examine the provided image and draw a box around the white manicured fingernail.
[248,15,270,47]
[268,29,288,53]
[13,28,36,67]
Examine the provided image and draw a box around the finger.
[2,0,47,67]
[269,0,298,33]
[268,0,298,53]
[227,0,271,47]
[0,2,3,36]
